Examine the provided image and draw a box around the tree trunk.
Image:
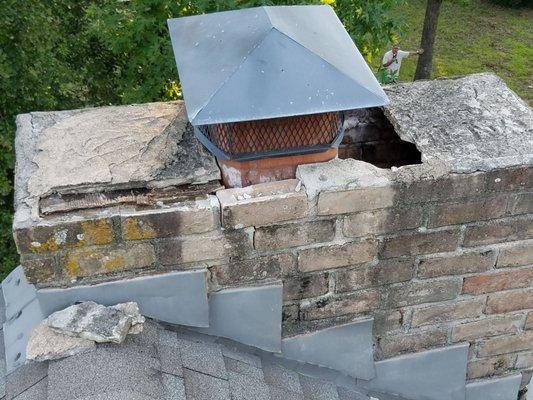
[414,0,443,80]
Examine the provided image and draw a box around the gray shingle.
[299,375,340,400]
[221,345,262,368]
[183,368,230,400]
[78,391,158,400]
[337,387,369,400]
[47,345,162,400]
[158,345,183,377]
[263,362,302,393]
[180,341,227,379]
[5,361,48,399]
[12,377,47,400]
[228,371,270,400]
[224,357,264,381]
[162,373,186,400]
[158,329,181,348]
[268,385,304,400]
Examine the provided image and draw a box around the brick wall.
[14,164,533,383]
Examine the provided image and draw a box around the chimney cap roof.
[168,5,389,126]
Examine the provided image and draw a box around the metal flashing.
[465,374,522,400]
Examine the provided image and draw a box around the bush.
[487,0,532,7]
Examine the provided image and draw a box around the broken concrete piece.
[384,73,533,173]
[46,301,132,343]
[110,302,145,335]
[27,321,95,362]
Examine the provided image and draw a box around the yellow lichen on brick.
[81,220,114,245]
[29,237,60,253]
[122,218,156,240]
[103,256,125,271]
[65,257,81,278]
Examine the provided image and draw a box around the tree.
[414,0,443,80]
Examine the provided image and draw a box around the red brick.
[335,258,413,292]
[378,328,448,359]
[298,240,377,272]
[467,355,516,379]
[283,273,329,301]
[486,288,533,314]
[497,244,533,268]
[428,197,507,228]
[343,207,422,238]
[510,193,533,215]
[301,290,379,320]
[526,312,533,330]
[463,218,533,247]
[485,166,533,192]
[383,278,462,308]
[463,269,533,295]
[317,186,396,215]
[411,298,485,327]
[478,331,533,357]
[381,230,460,258]
[451,314,523,342]
[418,251,494,279]
[254,220,335,251]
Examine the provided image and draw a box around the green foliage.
[0,0,405,279]
[375,68,398,84]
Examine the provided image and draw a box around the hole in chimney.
[339,107,422,168]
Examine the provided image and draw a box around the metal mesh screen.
[196,112,343,160]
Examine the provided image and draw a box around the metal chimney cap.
[168,5,389,126]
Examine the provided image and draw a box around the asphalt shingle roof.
[1,319,408,400]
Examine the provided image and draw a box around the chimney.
[168,5,388,187]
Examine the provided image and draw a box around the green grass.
[372,0,533,103]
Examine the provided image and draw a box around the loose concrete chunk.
[281,319,375,381]
[110,302,145,334]
[465,374,522,400]
[296,158,393,200]
[46,301,132,343]
[26,321,95,361]
[196,284,283,352]
[360,343,469,400]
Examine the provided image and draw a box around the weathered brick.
[15,218,114,254]
[451,314,523,342]
[463,268,533,295]
[516,352,533,369]
[335,258,413,292]
[282,304,300,324]
[381,229,460,259]
[158,229,252,266]
[467,355,516,379]
[485,166,533,192]
[21,257,56,284]
[298,240,377,272]
[428,197,507,228]
[378,328,448,359]
[411,298,485,327]
[486,288,533,314]
[510,193,533,215]
[254,220,335,251]
[418,251,494,279]
[121,198,218,240]
[526,312,533,330]
[343,207,423,238]
[216,180,307,228]
[497,245,533,268]
[373,310,404,335]
[283,273,329,301]
[383,278,462,308]
[463,218,533,247]
[478,331,533,357]
[64,243,155,279]
[401,173,485,204]
[211,253,293,285]
[317,186,396,216]
[301,290,379,320]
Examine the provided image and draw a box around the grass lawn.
[372,0,533,103]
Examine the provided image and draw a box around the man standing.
[382,43,424,82]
